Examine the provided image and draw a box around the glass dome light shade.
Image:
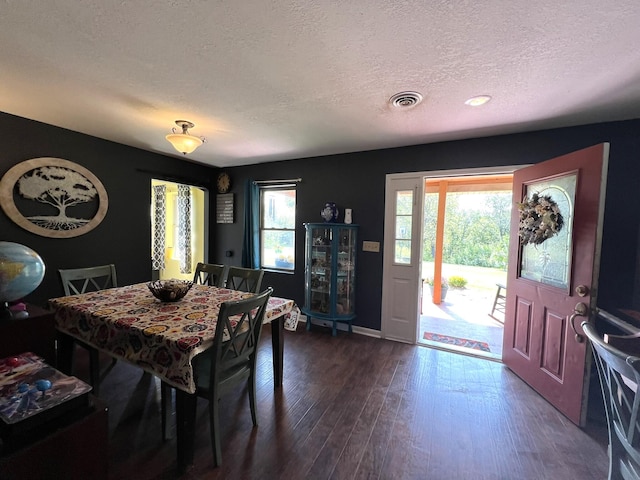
[165,133,203,155]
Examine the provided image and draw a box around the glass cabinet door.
[336,227,356,315]
[309,226,333,314]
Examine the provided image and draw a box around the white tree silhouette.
[17,166,98,230]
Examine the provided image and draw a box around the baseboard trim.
[297,315,381,338]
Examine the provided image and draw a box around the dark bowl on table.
[147,279,193,302]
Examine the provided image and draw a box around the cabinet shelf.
[303,223,357,336]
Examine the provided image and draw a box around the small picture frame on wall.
[216,193,234,224]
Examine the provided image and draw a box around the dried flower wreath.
[517,192,564,245]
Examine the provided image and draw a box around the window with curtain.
[260,187,296,270]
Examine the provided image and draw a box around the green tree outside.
[423,191,511,270]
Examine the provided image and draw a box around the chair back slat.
[225,267,264,293]
[193,262,226,287]
[582,317,640,479]
[211,287,272,386]
[59,264,118,295]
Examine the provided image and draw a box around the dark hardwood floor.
[85,324,609,479]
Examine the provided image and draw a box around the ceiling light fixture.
[464,95,492,107]
[165,120,206,154]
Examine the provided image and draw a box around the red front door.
[502,143,609,426]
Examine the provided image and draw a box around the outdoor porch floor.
[419,285,505,361]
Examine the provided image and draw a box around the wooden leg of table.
[161,382,174,440]
[175,389,197,471]
[88,348,101,396]
[56,331,75,374]
[271,317,284,388]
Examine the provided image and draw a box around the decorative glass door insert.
[519,173,576,290]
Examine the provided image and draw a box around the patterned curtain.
[177,184,192,274]
[151,185,166,270]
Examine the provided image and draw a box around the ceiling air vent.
[389,91,423,108]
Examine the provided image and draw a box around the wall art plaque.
[0,157,108,238]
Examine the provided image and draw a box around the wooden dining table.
[48,282,298,468]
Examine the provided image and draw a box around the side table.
[0,307,109,478]
[0,304,56,366]
[0,395,108,479]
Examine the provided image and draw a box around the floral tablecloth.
[48,283,298,394]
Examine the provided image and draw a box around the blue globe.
[0,241,46,303]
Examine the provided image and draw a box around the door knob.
[575,285,589,297]
[570,302,589,343]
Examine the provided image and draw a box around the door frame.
[381,165,523,343]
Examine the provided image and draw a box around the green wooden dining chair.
[59,264,118,296]
[582,315,640,480]
[225,266,264,293]
[163,287,273,467]
[193,262,227,287]
[58,264,118,395]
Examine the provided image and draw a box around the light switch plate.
[362,241,380,252]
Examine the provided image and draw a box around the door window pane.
[519,174,576,289]
[394,190,413,264]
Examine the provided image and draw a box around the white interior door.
[381,175,423,343]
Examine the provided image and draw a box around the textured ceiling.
[2,1,640,168]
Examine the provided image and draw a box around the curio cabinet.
[302,223,357,336]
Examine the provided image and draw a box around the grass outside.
[423,262,507,296]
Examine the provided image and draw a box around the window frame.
[259,185,297,272]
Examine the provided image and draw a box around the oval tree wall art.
[0,157,108,238]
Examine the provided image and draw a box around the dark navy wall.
[2,109,639,330]
[0,111,214,307]
[215,119,640,331]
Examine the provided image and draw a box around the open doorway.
[151,179,208,281]
[418,174,512,361]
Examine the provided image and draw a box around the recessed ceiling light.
[464,95,492,107]
[389,91,423,108]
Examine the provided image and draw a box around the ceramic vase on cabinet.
[321,202,339,222]
[344,208,352,224]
